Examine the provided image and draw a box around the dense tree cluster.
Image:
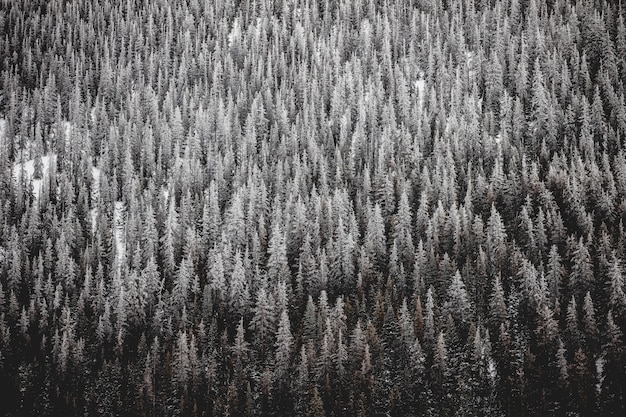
[1,0,626,415]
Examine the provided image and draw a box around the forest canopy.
[0,0,625,416]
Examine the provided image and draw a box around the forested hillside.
[1,0,625,415]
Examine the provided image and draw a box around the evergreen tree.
[600,311,625,415]
[274,309,293,382]
[229,251,250,317]
[250,286,276,356]
[2,0,626,415]
[161,195,180,277]
[607,252,626,319]
[444,270,472,330]
[365,203,387,273]
[489,275,508,331]
[267,224,290,284]
[570,237,594,299]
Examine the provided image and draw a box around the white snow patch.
[91,166,101,199]
[414,79,426,110]
[90,208,98,234]
[228,18,241,48]
[113,201,126,273]
[90,166,102,233]
[46,121,73,149]
[64,121,72,147]
[415,79,425,98]
[13,154,57,200]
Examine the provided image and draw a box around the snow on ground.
[113,201,126,273]
[90,208,98,234]
[11,120,77,202]
[10,126,122,270]
[13,147,105,236]
[228,17,241,48]
[415,79,425,98]
[415,79,425,109]
[92,166,101,195]
[63,121,72,148]
[90,166,102,232]
[12,154,57,200]
[465,51,478,79]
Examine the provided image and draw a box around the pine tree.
[444,270,471,329]
[431,331,450,412]
[566,296,581,350]
[607,252,626,319]
[570,237,594,299]
[582,291,599,355]
[224,191,246,251]
[250,286,276,356]
[208,250,226,300]
[600,311,625,415]
[394,189,415,271]
[335,328,348,380]
[554,338,569,411]
[570,346,594,414]
[306,387,325,417]
[160,194,180,276]
[535,303,559,349]
[202,181,221,250]
[229,251,250,317]
[365,203,387,272]
[173,330,191,393]
[424,287,436,347]
[546,245,564,304]
[489,275,508,331]
[613,14,626,87]
[486,204,507,274]
[231,317,249,380]
[529,57,550,151]
[267,223,290,284]
[398,298,416,350]
[173,255,192,309]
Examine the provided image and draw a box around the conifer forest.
[2,0,626,415]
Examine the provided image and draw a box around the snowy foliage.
[1,0,626,416]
